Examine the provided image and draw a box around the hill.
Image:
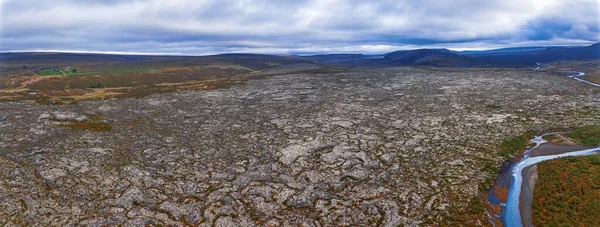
[304,42,599,68]
[463,43,599,67]
[383,49,476,67]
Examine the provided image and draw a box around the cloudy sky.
[1,0,599,55]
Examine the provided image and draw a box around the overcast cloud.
[1,0,599,55]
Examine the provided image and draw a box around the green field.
[37,67,156,76]
[38,67,78,76]
[76,68,157,75]
[230,64,255,72]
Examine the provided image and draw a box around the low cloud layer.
[1,0,599,55]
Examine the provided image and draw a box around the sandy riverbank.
[529,143,593,157]
[520,164,537,227]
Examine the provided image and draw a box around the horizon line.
[0,42,596,57]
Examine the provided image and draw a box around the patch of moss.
[541,134,557,141]
[486,104,503,110]
[468,196,485,214]
[230,64,255,72]
[34,96,77,105]
[481,163,500,175]
[498,132,535,158]
[565,125,600,146]
[64,121,111,131]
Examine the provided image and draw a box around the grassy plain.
[0,53,317,104]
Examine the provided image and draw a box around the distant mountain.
[0,52,316,71]
[463,43,599,67]
[461,47,550,56]
[383,49,476,67]
[537,43,599,60]
[306,43,599,68]
[303,54,393,67]
[304,49,477,67]
[304,54,367,62]
[2,43,598,69]
[0,52,170,65]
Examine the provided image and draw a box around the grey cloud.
[1,0,598,55]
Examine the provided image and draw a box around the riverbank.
[520,143,594,226]
[519,143,594,226]
[508,146,598,226]
[486,132,538,226]
[486,129,600,227]
[520,164,537,227]
[568,72,600,87]
[529,143,593,157]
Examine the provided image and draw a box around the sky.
[0,0,599,55]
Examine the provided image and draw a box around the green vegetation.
[2,54,318,103]
[541,133,557,141]
[266,62,282,67]
[63,115,111,131]
[485,104,503,109]
[498,132,535,158]
[34,96,78,105]
[230,64,255,72]
[481,162,500,176]
[467,196,486,214]
[64,121,112,131]
[532,154,600,226]
[38,67,78,76]
[565,124,600,146]
[49,114,112,131]
[37,67,155,76]
[441,194,490,226]
[75,68,156,75]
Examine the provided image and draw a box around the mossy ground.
[564,124,600,146]
[498,131,536,159]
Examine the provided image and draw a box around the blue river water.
[568,72,600,87]
[502,136,600,226]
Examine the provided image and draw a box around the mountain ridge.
[2,42,598,68]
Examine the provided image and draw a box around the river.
[568,72,600,87]
[493,71,600,226]
[501,135,600,226]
